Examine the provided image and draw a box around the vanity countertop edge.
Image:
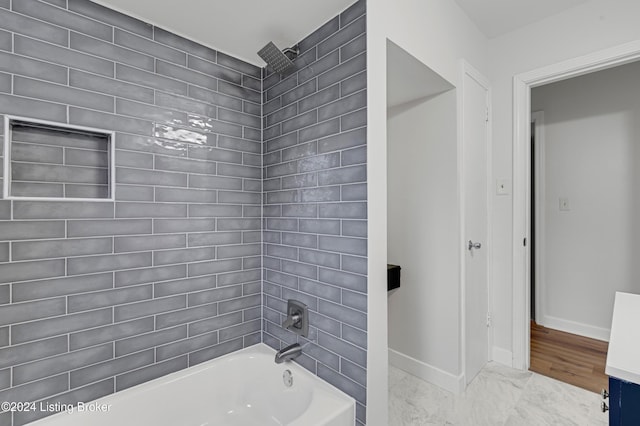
[606,291,640,384]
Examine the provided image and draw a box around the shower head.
[258,41,298,74]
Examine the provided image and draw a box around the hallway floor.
[530,321,608,393]
[389,362,608,425]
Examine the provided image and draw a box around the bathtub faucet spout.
[275,343,302,364]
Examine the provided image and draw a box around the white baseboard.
[539,315,610,342]
[491,346,513,367]
[388,348,465,394]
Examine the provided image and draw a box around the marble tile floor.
[389,362,609,425]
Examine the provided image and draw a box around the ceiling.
[92,0,595,68]
[92,0,357,67]
[453,0,589,39]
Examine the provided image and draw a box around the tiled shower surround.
[261,2,367,425]
[0,0,366,425]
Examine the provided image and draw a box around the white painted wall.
[375,0,488,85]
[531,61,640,340]
[367,1,489,422]
[387,90,460,385]
[488,0,640,360]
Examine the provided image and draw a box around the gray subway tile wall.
[261,1,367,425]
[0,0,262,424]
[0,0,368,425]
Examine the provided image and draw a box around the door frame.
[531,111,545,324]
[512,40,640,370]
[459,60,493,385]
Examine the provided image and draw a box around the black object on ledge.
[387,264,401,291]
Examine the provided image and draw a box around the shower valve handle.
[282,313,301,329]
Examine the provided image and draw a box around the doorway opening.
[526,61,640,392]
[513,40,640,389]
[385,40,491,394]
[386,39,462,392]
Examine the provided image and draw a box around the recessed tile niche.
[3,116,114,200]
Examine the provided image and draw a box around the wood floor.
[529,321,609,393]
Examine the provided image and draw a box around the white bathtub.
[31,344,355,426]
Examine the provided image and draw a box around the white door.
[463,66,490,385]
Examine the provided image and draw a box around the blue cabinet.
[609,376,640,425]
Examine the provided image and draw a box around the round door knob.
[468,240,482,250]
